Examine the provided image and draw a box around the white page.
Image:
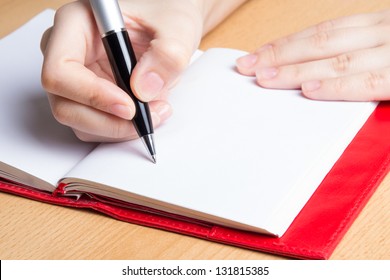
[0,10,95,190]
[63,49,376,234]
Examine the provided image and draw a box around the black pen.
[89,0,156,163]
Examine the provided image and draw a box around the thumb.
[130,37,197,102]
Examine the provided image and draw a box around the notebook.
[1,10,389,259]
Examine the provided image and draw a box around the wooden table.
[1,0,389,259]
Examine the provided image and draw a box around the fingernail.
[302,80,321,92]
[256,67,278,80]
[236,54,258,69]
[137,72,165,101]
[109,104,133,120]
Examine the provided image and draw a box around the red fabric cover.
[1,102,389,259]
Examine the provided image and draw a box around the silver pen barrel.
[89,0,125,36]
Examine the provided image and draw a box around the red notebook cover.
[1,101,389,259]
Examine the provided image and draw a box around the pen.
[89,0,156,163]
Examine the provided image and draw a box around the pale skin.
[236,9,390,101]
[41,0,246,142]
[41,1,390,143]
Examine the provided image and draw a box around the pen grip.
[102,31,153,137]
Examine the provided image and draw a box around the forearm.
[190,0,248,34]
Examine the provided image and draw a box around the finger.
[302,68,390,101]
[273,11,383,44]
[48,93,172,141]
[255,46,390,89]
[42,61,135,120]
[42,2,135,120]
[237,25,384,76]
[47,93,136,140]
[124,6,202,102]
[131,38,193,101]
[236,12,384,76]
[73,127,138,143]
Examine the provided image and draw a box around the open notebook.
[1,10,389,258]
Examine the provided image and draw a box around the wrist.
[188,0,247,34]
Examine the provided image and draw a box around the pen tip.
[140,134,157,164]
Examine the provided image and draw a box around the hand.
[236,9,390,101]
[41,0,205,142]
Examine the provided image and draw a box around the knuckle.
[41,65,61,93]
[364,71,385,93]
[331,53,352,74]
[87,85,105,110]
[80,75,108,110]
[105,118,131,139]
[332,77,346,93]
[50,100,73,125]
[263,44,281,65]
[290,64,301,79]
[310,31,330,49]
[273,36,290,45]
[315,20,335,33]
[152,39,190,72]
[53,2,80,22]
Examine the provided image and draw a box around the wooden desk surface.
[0,0,389,260]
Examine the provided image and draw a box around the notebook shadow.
[21,92,148,161]
[20,92,85,149]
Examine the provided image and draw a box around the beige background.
[0,0,389,259]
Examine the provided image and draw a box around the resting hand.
[236,10,390,101]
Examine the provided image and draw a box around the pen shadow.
[21,91,155,161]
[104,140,152,163]
[125,145,151,162]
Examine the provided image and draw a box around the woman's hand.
[236,10,390,101]
[41,0,245,142]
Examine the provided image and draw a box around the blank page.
[64,49,376,236]
[0,10,95,190]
